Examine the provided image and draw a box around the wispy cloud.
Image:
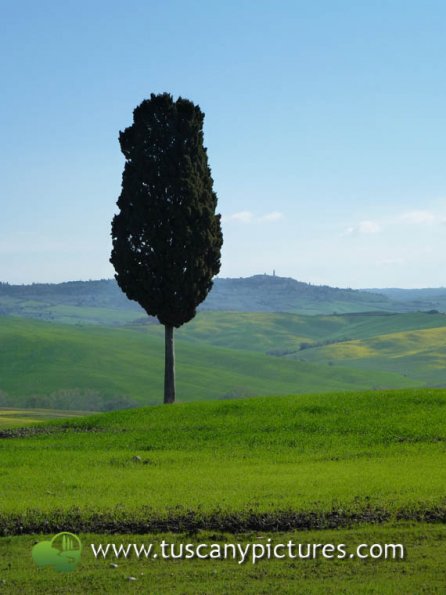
[258,211,284,222]
[226,210,254,223]
[343,205,446,237]
[224,211,284,224]
[400,210,435,224]
[343,220,381,236]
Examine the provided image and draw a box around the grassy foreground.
[1,389,445,593]
[0,389,445,532]
[1,524,445,593]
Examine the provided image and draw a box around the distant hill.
[0,275,444,324]
[203,275,392,314]
[363,287,446,312]
[0,279,143,325]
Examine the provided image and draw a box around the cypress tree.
[110,93,223,404]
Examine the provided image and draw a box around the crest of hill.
[201,275,390,313]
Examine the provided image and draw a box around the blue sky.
[2,0,446,287]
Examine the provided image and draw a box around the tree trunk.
[164,325,175,404]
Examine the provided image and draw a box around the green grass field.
[1,389,445,592]
[1,389,444,528]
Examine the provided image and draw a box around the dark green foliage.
[110,93,223,328]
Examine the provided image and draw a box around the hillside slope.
[292,325,446,386]
[0,317,419,409]
[161,310,446,353]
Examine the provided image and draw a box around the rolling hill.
[0,316,422,410]
[292,324,446,387]
[3,309,446,410]
[151,310,446,353]
[2,275,446,411]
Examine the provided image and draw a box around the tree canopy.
[111,93,222,328]
[110,92,223,402]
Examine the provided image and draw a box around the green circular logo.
[32,532,82,572]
